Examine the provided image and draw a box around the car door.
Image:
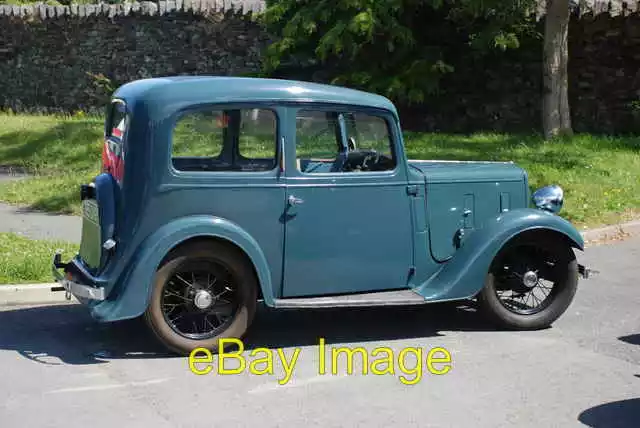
[281,107,414,297]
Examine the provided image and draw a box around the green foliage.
[262,0,538,103]
[1,113,639,229]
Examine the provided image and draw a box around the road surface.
[0,238,638,427]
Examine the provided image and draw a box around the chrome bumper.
[52,252,106,301]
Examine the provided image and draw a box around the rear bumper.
[52,251,107,302]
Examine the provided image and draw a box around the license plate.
[82,199,99,225]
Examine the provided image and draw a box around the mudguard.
[90,215,274,322]
[414,208,584,302]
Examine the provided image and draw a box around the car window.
[105,100,128,157]
[103,100,128,184]
[171,108,277,172]
[295,109,396,174]
[238,109,278,161]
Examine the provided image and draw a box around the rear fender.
[90,215,273,322]
[414,208,584,301]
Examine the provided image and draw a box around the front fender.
[414,208,584,301]
[90,215,274,322]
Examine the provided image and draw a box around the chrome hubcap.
[522,271,538,289]
[193,289,213,309]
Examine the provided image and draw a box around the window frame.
[292,105,400,177]
[167,103,282,177]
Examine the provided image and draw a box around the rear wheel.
[477,234,579,330]
[144,241,257,355]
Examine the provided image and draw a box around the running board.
[272,289,428,309]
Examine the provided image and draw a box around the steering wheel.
[348,137,357,151]
[361,150,380,170]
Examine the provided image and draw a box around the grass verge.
[0,232,79,284]
[1,113,639,226]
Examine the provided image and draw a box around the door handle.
[288,195,304,206]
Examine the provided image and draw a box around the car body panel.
[413,208,584,301]
[90,215,277,322]
[408,160,530,262]
[50,76,587,323]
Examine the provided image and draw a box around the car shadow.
[0,301,496,365]
[618,334,640,346]
[578,398,640,428]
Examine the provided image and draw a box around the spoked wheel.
[161,261,239,340]
[477,234,579,330]
[144,241,257,355]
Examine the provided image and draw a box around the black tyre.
[144,241,258,355]
[477,233,579,330]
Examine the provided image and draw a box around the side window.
[295,110,342,174]
[295,109,396,174]
[344,112,394,161]
[172,110,225,159]
[238,109,278,163]
[172,108,277,172]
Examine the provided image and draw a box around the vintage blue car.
[52,76,592,355]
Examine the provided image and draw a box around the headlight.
[532,185,564,214]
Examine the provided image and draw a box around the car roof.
[112,76,397,115]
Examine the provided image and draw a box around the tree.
[262,0,537,104]
[542,0,573,139]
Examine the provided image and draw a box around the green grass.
[403,131,640,228]
[0,232,78,284]
[1,113,639,228]
[0,113,104,215]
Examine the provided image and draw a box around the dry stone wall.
[0,1,639,133]
[0,1,267,113]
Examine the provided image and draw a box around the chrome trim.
[279,136,285,173]
[523,271,538,288]
[103,238,116,251]
[52,253,106,301]
[287,195,304,206]
[408,159,514,164]
[532,184,564,214]
[61,279,106,301]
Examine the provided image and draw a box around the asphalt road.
[0,238,638,428]
[0,202,81,243]
[0,171,81,243]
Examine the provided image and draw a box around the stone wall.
[0,1,267,113]
[397,11,640,134]
[0,1,639,133]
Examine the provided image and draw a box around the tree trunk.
[542,0,573,139]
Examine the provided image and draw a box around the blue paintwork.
[408,161,529,262]
[281,105,414,297]
[53,76,586,322]
[413,208,584,301]
[90,215,276,321]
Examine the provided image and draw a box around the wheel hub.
[522,270,538,289]
[193,289,213,310]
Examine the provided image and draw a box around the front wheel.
[144,241,258,355]
[477,234,579,330]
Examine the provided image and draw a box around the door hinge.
[406,185,419,196]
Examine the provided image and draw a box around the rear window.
[105,100,128,157]
[103,100,128,183]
